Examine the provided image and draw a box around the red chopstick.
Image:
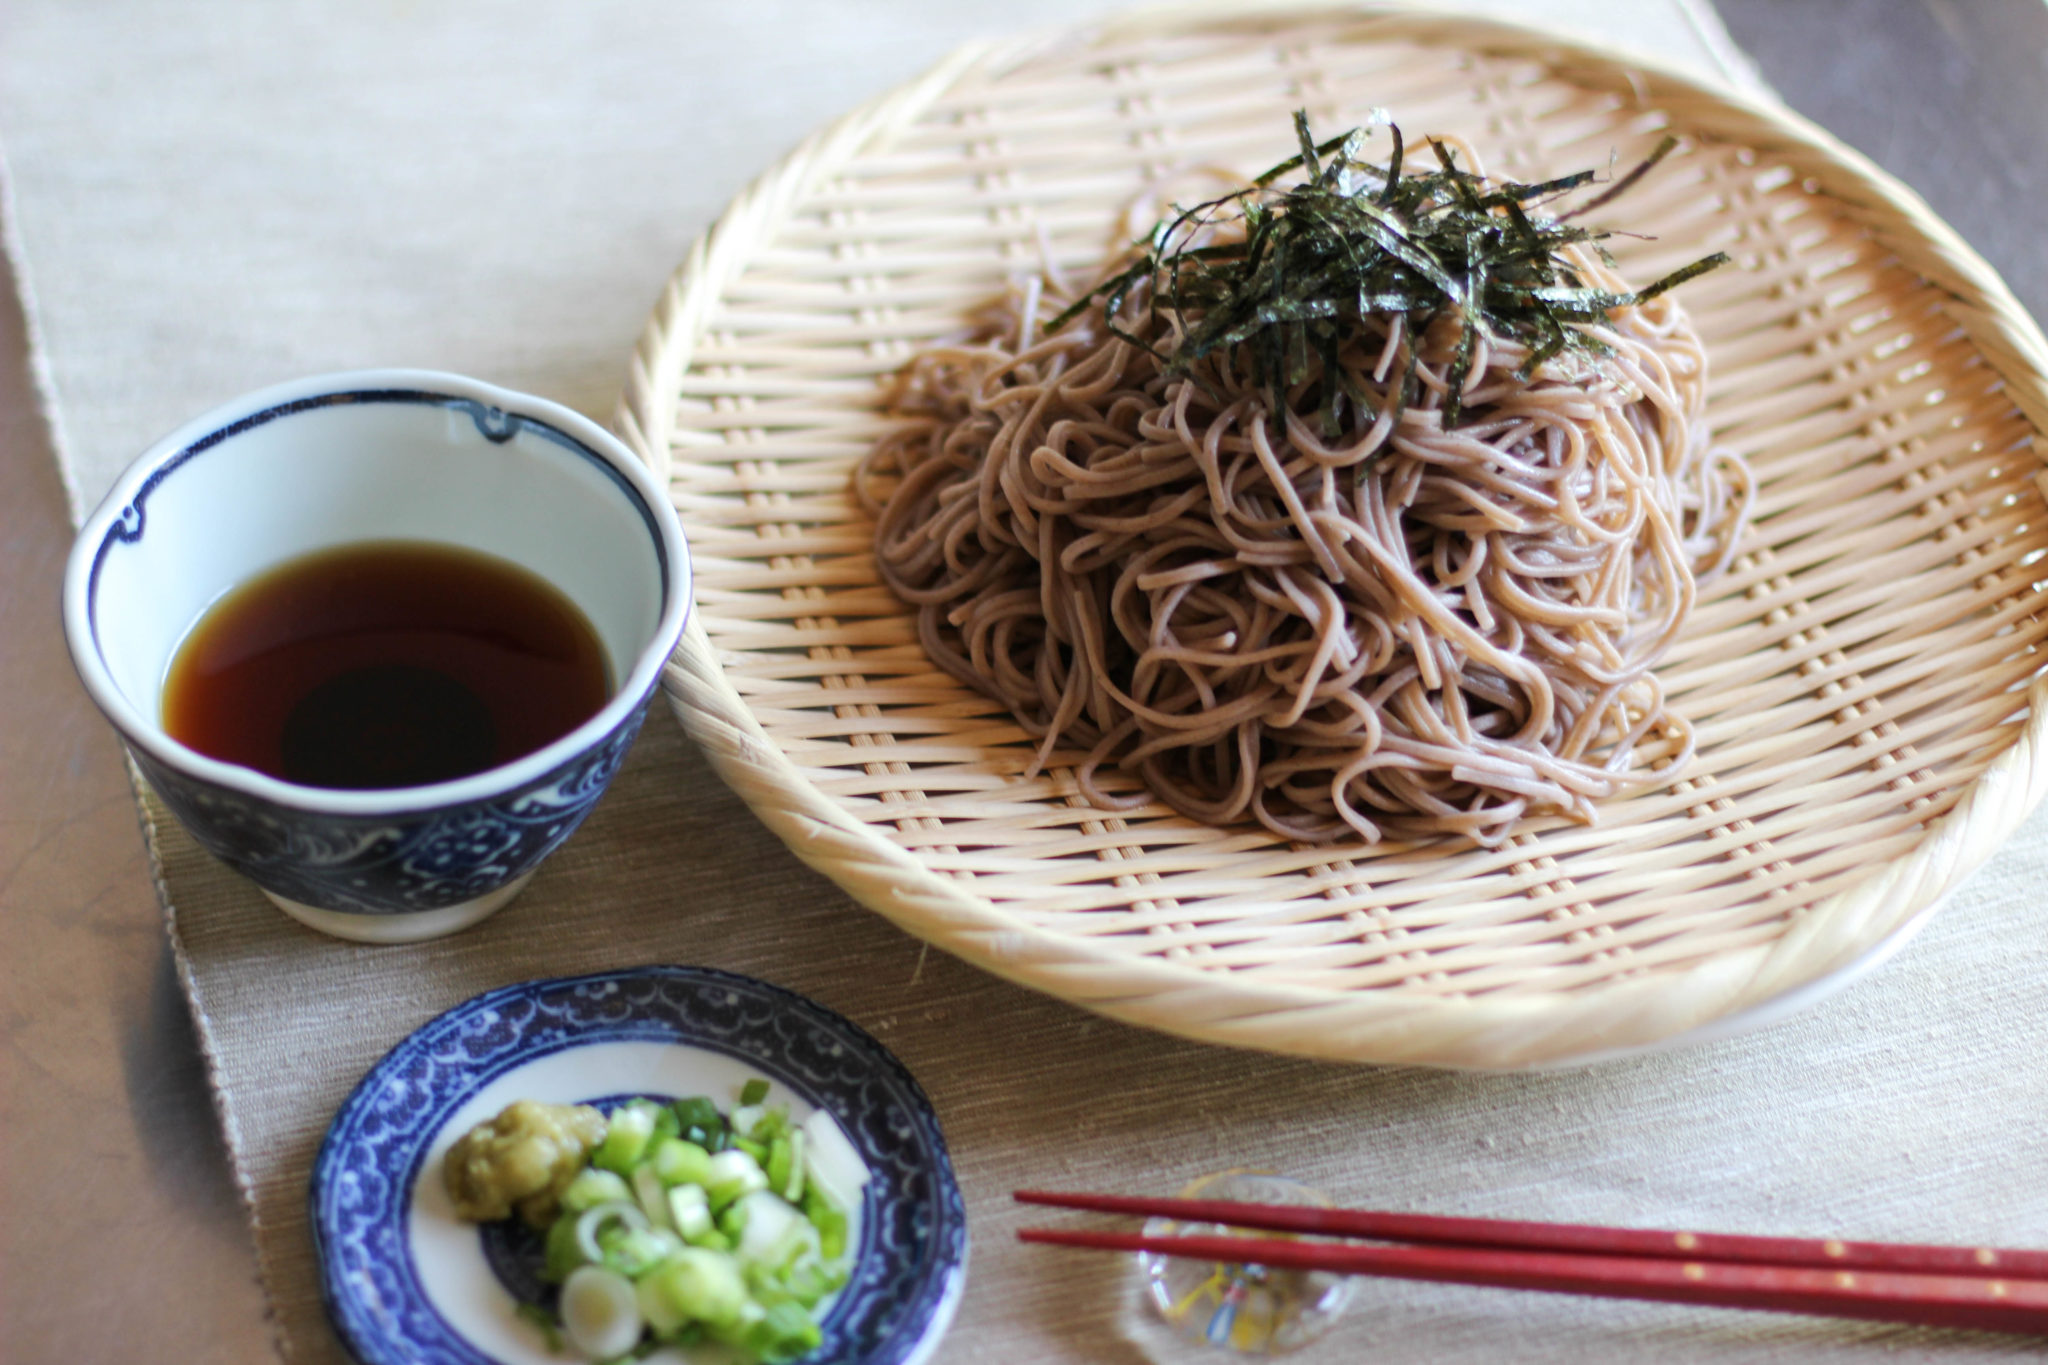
[1014,1190,2048,1336]
[1014,1189,2048,1278]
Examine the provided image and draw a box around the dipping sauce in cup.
[63,370,692,943]
[162,541,611,790]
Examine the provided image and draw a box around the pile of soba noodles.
[856,120,1752,846]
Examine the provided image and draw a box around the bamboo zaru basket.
[617,5,2048,1068]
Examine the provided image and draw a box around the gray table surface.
[4,1,2045,1360]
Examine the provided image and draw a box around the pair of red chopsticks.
[1015,1190,2048,1336]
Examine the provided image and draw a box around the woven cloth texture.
[10,3,2048,1363]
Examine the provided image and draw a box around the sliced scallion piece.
[573,1200,650,1267]
[560,1264,643,1361]
[559,1167,632,1215]
[593,1101,660,1175]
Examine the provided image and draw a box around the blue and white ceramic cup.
[63,370,692,943]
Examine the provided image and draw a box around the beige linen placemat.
[17,3,2048,1362]
[139,720,2048,1365]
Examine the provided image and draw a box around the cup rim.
[62,367,692,816]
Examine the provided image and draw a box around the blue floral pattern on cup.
[311,967,968,1365]
[128,702,648,914]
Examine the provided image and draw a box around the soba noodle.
[858,195,1751,847]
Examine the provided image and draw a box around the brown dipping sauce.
[162,541,610,789]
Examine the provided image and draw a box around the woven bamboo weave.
[617,3,2048,1069]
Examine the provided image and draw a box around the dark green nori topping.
[1049,112,1729,431]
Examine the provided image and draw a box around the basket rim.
[615,0,2048,1069]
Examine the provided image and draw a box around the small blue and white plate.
[311,966,968,1365]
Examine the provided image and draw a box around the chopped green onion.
[671,1096,724,1148]
[802,1188,848,1263]
[733,1189,818,1273]
[634,1164,676,1231]
[559,1167,633,1215]
[636,1268,688,1340]
[815,1211,847,1264]
[705,1149,769,1210]
[545,1210,591,1283]
[456,1080,854,1364]
[651,1138,714,1189]
[573,1201,650,1267]
[799,1109,869,1220]
[605,1226,683,1278]
[779,1131,805,1205]
[560,1265,643,1361]
[594,1101,660,1175]
[706,1297,768,1349]
[739,1079,770,1107]
[668,1183,713,1242]
[641,1247,751,1331]
[744,1300,823,1364]
[777,1257,845,1311]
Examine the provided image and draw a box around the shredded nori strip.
[1049,112,1729,431]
